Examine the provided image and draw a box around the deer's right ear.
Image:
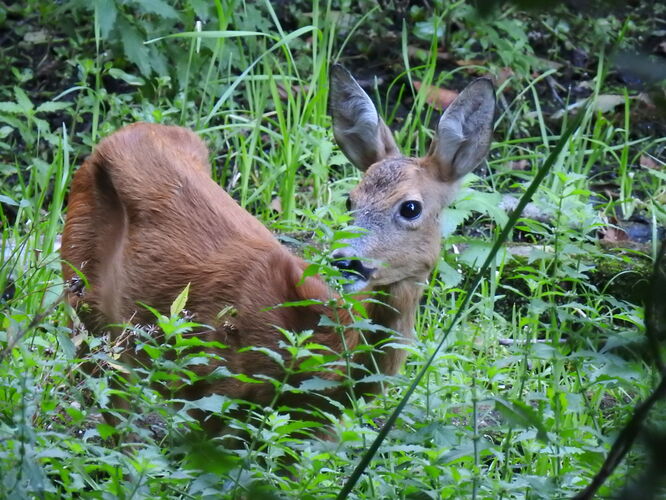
[328,64,399,171]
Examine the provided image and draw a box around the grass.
[1,0,665,498]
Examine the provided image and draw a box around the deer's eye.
[345,195,352,211]
[399,200,422,220]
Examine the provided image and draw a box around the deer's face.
[335,158,454,291]
[328,65,495,292]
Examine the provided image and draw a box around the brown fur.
[61,68,495,435]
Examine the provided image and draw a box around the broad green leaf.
[35,448,69,459]
[141,344,161,360]
[55,328,76,359]
[170,283,190,317]
[14,86,33,112]
[441,207,471,237]
[108,68,145,86]
[135,0,180,19]
[97,423,117,439]
[36,101,72,113]
[455,190,507,227]
[298,377,341,392]
[0,101,23,114]
[0,194,17,206]
[147,45,168,76]
[0,124,12,138]
[494,397,549,443]
[357,373,394,384]
[118,17,151,76]
[437,259,462,288]
[186,393,231,413]
[96,0,118,39]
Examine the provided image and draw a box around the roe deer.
[61,65,495,434]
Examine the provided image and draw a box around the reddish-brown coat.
[61,68,495,434]
[61,123,397,422]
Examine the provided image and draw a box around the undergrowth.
[1,0,665,498]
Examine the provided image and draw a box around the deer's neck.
[362,279,423,377]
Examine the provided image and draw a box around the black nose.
[332,251,374,281]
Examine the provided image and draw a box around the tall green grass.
[0,0,664,498]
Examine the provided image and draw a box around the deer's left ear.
[426,78,495,182]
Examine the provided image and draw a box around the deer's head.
[328,65,495,292]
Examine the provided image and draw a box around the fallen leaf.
[270,196,282,213]
[277,83,308,100]
[454,58,485,67]
[595,94,626,113]
[536,57,564,70]
[23,30,48,44]
[640,155,660,169]
[407,45,452,62]
[550,94,627,119]
[413,81,458,110]
[637,92,655,108]
[658,40,666,55]
[510,159,530,170]
[601,217,629,243]
[496,67,514,86]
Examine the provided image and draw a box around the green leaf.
[494,397,549,443]
[147,45,168,76]
[298,377,341,392]
[358,373,394,384]
[0,194,17,206]
[141,344,161,360]
[36,101,72,113]
[55,328,76,359]
[0,101,23,114]
[97,423,117,439]
[108,67,145,86]
[35,448,70,460]
[0,124,12,138]
[170,283,190,317]
[455,190,507,227]
[134,0,180,19]
[186,393,231,413]
[437,259,462,288]
[14,86,33,112]
[441,207,471,238]
[95,0,118,39]
[117,17,152,76]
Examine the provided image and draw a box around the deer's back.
[61,123,332,341]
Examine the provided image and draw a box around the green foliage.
[1,0,665,498]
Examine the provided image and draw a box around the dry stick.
[572,242,666,500]
[336,107,587,500]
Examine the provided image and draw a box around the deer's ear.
[426,78,495,181]
[328,64,400,171]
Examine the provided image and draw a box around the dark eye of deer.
[399,200,422,220]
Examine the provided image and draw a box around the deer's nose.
[331,250,375,282]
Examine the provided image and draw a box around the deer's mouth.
[334,260,377,292]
